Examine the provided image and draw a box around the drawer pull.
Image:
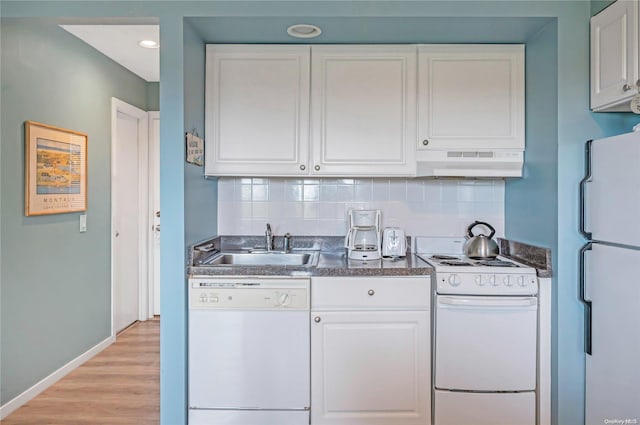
[368,289,375,296]
[314,316,321,323]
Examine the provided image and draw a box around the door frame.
[110,97,150,336]
[148,111,160,316]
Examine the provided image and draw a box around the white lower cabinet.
[310,277,431,425]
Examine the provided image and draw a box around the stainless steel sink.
[200,251,318,267]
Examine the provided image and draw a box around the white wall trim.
[111,97,151,336]
[0,335,115,420]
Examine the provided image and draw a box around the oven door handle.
[438,296,537,309]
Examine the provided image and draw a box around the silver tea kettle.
[463,221,499,259]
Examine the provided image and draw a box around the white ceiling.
[60,25,159,82]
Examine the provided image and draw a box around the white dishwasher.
[188,276,310,425]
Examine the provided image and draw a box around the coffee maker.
[345,209,382,260]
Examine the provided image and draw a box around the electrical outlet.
[79,214,87,232]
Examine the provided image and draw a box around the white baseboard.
[0,335,115,420]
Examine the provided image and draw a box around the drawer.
[312,276,430,310]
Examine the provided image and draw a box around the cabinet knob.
[314,316,321,323]
[422,139,429,146]
[314,165,321,171]
[368,289,375,296]
[299,164,306,171]
[623,83,633,92]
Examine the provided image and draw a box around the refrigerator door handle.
[579,139,593,240]
[579,242,593,355]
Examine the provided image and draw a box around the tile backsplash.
[217,177,504,238]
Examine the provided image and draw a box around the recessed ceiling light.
[138,40,159,49]
[287,24,322,39]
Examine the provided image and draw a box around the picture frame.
[25,121,88,216]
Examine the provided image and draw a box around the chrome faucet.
[265,223,274,251]
[283,233,292,252]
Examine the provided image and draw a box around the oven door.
[434,295,537,391]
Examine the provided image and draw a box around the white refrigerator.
[580,132,640,425]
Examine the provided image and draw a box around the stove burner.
[431,255,459,261]
[476,259,518,267]
[440,260,474,266]
[423,253,522,268]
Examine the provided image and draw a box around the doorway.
[111,98,151,334]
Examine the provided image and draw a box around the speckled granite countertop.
[187,236,433,277]
[187,235,552,278]
[498,238,553,278]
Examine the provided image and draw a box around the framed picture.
[25,121,88,216]
[186,130,204,166]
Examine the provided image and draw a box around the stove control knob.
[278,292,291,306]
[448,274,462,286]
[502,276,510,286]
[517,276,527,287]
[475,275,483,286]
[488,275,496,285]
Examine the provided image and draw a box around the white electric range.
[415,237,538,425]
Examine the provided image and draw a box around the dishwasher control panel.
[189,277,310,310]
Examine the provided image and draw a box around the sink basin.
[202,251,318,267]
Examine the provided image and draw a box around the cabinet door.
[591,0,639,111]
[311,311,430,425]
[310,46,416,176]
[205,45,310,176]
[418,45,524,151]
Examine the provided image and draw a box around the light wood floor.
[3,319,160,425]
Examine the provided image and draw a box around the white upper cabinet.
[205,44,526,177]
[310,46,417,176]
[205,45,310,176]
[417,45,525,151]
[590,0,639,111]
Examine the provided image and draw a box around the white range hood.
[416,149,524,178]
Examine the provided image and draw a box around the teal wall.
[147,82,160,111]
[156,21,219,424]
[157,15,189,425]
[505,17,560,418]
[0,19,151,404]
[0,2,618,425]
[506,22,558,247]
[184,22,218,247]
[591,1,615,15]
